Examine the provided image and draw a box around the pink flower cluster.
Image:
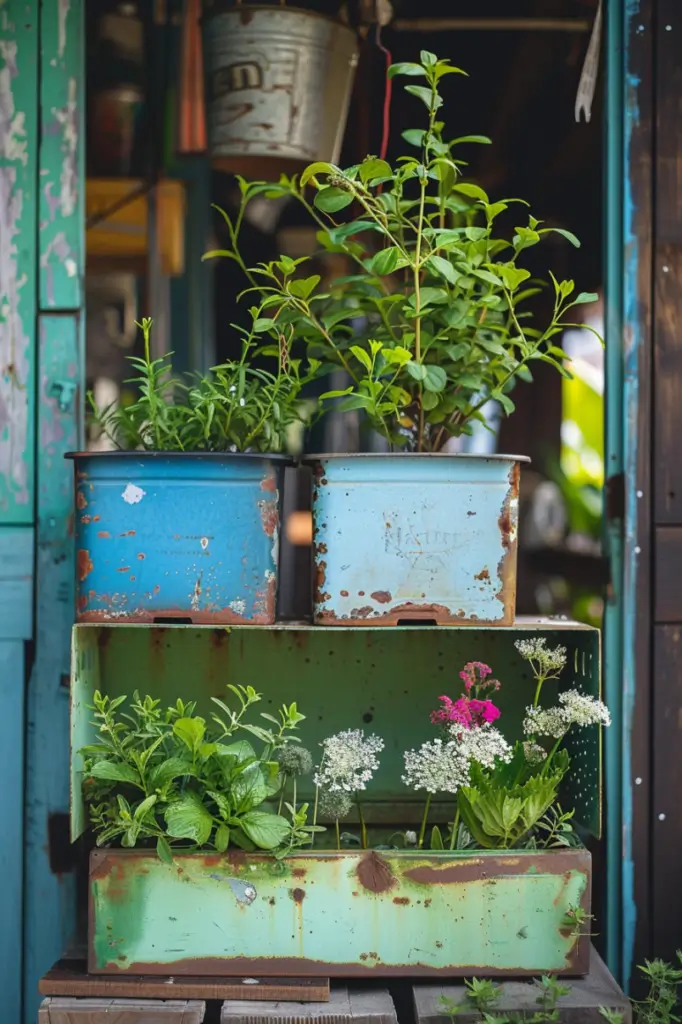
[430,662,502,731]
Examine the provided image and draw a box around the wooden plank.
[221,987,396,1024]
[652,625,682,964]
[0,1,38,523]
[39,960,330,1003]
[655,1,682,245]
[39,0,84,310]
[412,947,631,1024]
[654,246,682,522]
[38,997,205,1023]
[654,526,682,621]
[0,525,33,638]
[24,314,82,1024]
[0,640,26,1024]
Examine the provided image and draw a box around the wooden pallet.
[39,958,330,1003]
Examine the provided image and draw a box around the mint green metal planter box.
[88,847,591,977]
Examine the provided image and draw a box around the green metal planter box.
[89,847,591,977]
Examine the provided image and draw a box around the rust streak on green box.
[89,848,591,977]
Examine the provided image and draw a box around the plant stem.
[418,794,432,849]
[292,778,297,818]
[335,819,341,851]
[311,785,319,849]
[277,775,287,815]
[533,674,546,709]
[357,796,367,850]
[449,808,460,850]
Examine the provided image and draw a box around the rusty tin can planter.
[88,847,591,977]
[67,451,290,624]
[305,453,529,626]
[201,3,359,176]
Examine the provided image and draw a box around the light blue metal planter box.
[304,454,528,626]
[88,847,591,977]
[67,452,289,624]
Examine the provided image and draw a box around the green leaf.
[156,836,173,865]
[382,346,412,367]
[492,390,516,415]
[300,161,336,186]
[165,793,213,846]
[451,135,492,146]
[547,227,581,248]
[407,287,448,309]
[453,182,489,203]
[359,158,392,184]
[214,739,256,764]
[497,264,532,292]
[314,187,354,213]
[387,62,426,79]
[88,761,141,786]
[239,810,290,850]
[430,825,444,850]
[370,246,400,276]
[427,255,457,285]
[420,50,437,66]
[445,342,470,362]
[320,387,354,401]
[402,128,426,147]
[571,291,599,305]
[173,717,206,753]
[252,317,276,333]
[338,394,373,412]
[350,345,373,372]
[464,227,488,242]
[134,794,158,820]
[233,763,269,812]
[406,361,427,382]
[423,365,448,393]
[421,390,440,411]
[215,823,230,853]
[405,84,437,109]
[288,275,321,299]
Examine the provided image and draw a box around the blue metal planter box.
[67,452,289,624]
[305,454,528,626]
[88,848,591,977]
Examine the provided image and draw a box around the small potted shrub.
[68,316,320,624]
[217,51,599,625]
[85,639,607,977]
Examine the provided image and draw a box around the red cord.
[375,24,393,161]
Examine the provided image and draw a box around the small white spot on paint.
[663,265,670,273]
[635,777,642,785]
[64,258,77,277]
[665,24,672,30]
[243,978,260,985]
[229,598,246,615]
[122,482,146,504]
[659,813,666,821]
[637,490,643,498]
[635,545,641,554]
[200,536,209,550]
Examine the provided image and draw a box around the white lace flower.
[523,741,548,765]
[523,705,569,739]
[313,729,384,793]
[448,723,513,769]
[515,637,567,674]
[402,739,470,795]
[404,830,417,845]
[559,690,611,727]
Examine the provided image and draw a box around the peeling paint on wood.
[0,4,38,521]
[39,0,83,310]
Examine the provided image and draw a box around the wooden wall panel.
[654,247,682,523]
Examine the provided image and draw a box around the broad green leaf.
[239,810,290,850]
[406,361,427,382]
[421,390,440,411]
[350,345,373,372]
[402,128,426,147]
[300,161,336,186]
[435,65,467,79]
[288,275,321,300]
[445,342,470,362]
[430,825,444,849]
[492,390,516,415]
[571,291,599,305]
[252,317,276,332]
[320,387,354,400]
[471,268,502,288]
[165,793,213,846]
[134,794,158,820]
[382,346,412,367]
[464,226,488,242]
[233,763,269,812]
[387,62,426,78]
[427,255,457,285]
[156,836,173,864]
[407,287,448,308]
[547,227,581,248]
[497,264,532,292]
[173,716,206,753]
[359,158,392,184]
[453,182,489,203]
[423,365,448,393]
[314,187,354,213]
[88,761,141,786]
[338,394,373,412]
[370,246,400,276]
[214,739,256,764]
[405,84,437,109]
[215,823,230,853]
[420,50,437,66]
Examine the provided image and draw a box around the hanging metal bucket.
[201,3,359,176]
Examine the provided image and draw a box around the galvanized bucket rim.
[64,450,294,462]
[202,3,357,35]
[302,452,531,464]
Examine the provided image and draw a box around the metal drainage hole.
[153,616,193,625]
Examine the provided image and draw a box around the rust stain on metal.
[474,568,490,581]
[76,491,87,509]
[81,514,91,524]
[356,852,396,894]
[392,896,410,905]
[315,542,328,555]
[97,531,110,539]
[93,514,101,522]
[137,552,145,559]
[116,566,131,573]
[290,887,306,903]
[292,868,306,878]
[370,590,392,604]
[77,549,94,581]
[258,499,279,538]
[120,530,136,537]
[340,589,349,597]
[260,472,276,493]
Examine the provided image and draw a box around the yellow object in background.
[86,179,186,276]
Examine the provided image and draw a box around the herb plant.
[89,315,320,453]
[80,685,316,861]
[214,51,598,452]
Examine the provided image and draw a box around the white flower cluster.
[313,729,384,793]
[523,741,548,765]
[514,637,567,674]
[524,689,611,738]
[449,723,513,769]
[402,738,471,795]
